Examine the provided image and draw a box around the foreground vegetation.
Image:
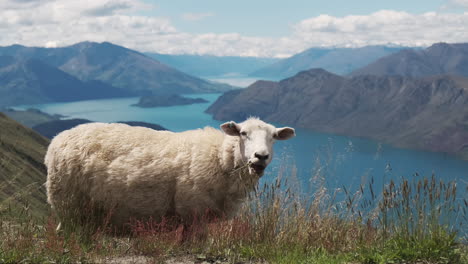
[1,167,467,264]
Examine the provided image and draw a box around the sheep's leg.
[175,224,185,244]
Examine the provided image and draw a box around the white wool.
[45,119,294,228]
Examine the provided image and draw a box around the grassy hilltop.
[0,114,467,263]
[0,113,49,218]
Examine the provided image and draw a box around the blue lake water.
[20,93,468,203]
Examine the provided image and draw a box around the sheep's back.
[45,123,182,225]
[45,123,228,225]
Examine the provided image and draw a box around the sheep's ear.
[274,127,295,140]
[220,121,241,136]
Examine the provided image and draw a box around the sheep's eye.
[240,131,247,136]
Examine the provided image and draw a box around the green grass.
[1,172,466,263]
[0,113,49,218]
[1,114,467,263]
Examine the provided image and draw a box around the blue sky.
[0,0,467,57]
[146,0,448,37]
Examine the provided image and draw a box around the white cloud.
[45,41,58,48]
[0,0,174,48]
[181,12,214,21]
[448,0,468,8]
[0,1,468,58]
[0,0,54,10]
[290,10,468,50]
[83,1,134,17]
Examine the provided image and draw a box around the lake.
[20,93,468,201]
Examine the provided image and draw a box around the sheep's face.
[221,118,295,176]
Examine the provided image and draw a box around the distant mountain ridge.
[1,108,62,127]
[1,108,168,139]
[146,53,279,77]
[0,55,133,107]
[132,94,208,108]
[33,119,168,139]
[350,43,468,77]
[208,69,468,159]
[250,46,405,79]
[0,42,232,101]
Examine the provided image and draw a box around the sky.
[0,0,468,57]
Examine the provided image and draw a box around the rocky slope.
[350,43,468,77]
[207,69,468,159]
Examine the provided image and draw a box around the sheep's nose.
[255,153,269,161]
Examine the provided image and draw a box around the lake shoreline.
[13,94,468,196]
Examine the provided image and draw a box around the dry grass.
[1,165,467,263]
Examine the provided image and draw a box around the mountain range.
[146,53,279,78]
[1,108,62,127]
[207,68,468,159]
[0,42,232,107]
[250,46,405,79]
[0,55,133,107]
[1,108,168,139]
[33,119,167,139]
[350,43,468,77]
[132,94,208,108]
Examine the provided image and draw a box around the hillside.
[0,42,233,96]
[2,108,62,127]
[33,119,167,139]
[250,46,404,79]
[207,69,468,159]
[146,53,279,77]
[0,113,49,217]
[132,94,208,108]
[0,56,133,107]
[350,42,468,77]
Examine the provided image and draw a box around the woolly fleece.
[45,122,263,228]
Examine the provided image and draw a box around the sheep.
[45,117,295,230]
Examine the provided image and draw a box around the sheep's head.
[221,117,295,176]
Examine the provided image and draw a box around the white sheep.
[45,117,295,230]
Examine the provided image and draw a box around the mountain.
[0,56,133,107]
[146,53,279,77]
[2,108,62,127]
[0,113,49,217]
[33,119,167,139]
[250,46,404,79]
[350,43,468,77]
[207,69,468,159]
[0,42,233,95]
[132,94,208,108]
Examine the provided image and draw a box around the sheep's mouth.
[249,163,266,175]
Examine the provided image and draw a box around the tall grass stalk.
[1,165,466,263]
